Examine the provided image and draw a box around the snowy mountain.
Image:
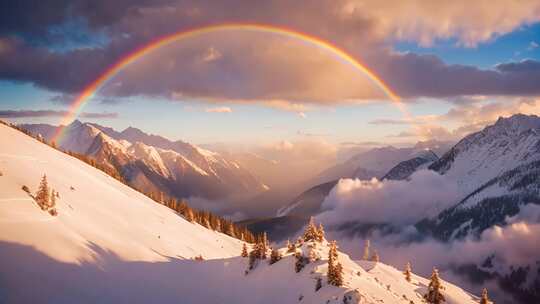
[313,140,452,186]
[382,150,439,181]
[277,143,447,220]
[20,121,268,200]
[420,114,540,240]
[0,122,481,304]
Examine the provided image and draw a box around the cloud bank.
[1,0,539,109]
[317,170,461,226]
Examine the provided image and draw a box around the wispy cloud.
[205,106,232,113]
[0,110,118,119]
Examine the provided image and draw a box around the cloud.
[1,0,539,107]
[528,41,539,50]
[356,0,540,47]
[0,109,118,119]
[205,106,232,113]
[369,118,423,125]
[317,170,462,227]
[384,97,540,141]
[317,184,540,303]
[200,47,222,62]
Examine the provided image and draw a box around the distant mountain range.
[276,142,447,219]
[20,120,268,201]
[244,114,540,303]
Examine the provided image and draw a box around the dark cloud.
[0,109,118,119]
[375,52,540,98]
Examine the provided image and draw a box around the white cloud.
[317,170,462,226]
[205,106,232,113]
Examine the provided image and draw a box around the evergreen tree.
[404,262,412,282]
[260,232,268,259]
[423,268,446,304]
[479,288,491,304]
[362,239,370,260]
[371,250,380,263]
[294,251,307,273]
[308,246,317,262]
[316,223,325,242]
[241,243,248,258]
[287,239,295,253]
[185,208,195,222]
[327,241,338,285]
[303,216,319,242]
[50,189,56,208]
[270,248,282,265]
[334,262,344,286]
[315,277,322,291]
[35,174,50,210]
[248,248,258,270]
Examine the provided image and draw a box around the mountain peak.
[67,119,83,128]
[492,113,540,134]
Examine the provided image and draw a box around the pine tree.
[241,243,248,258]
[287,239,295,253]
[185,208,195,222]
[371,250,380,263]
[303,216,319,242]
[294,251,307,273]
[308,246,317,262]
[315,277,322,291]
[50,189,56,208]
[479,288,491,304]
[35,174,50,210]
[248,247,259,270]
[334,262,344,286]
[260,232,268,259]
[362,239,370,260]
[270,248,282,265]
[404,262,412,282]
[316,223,325,242]
[424,268,446,304]
[327,241,338,285]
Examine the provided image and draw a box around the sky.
[0,0,539,147]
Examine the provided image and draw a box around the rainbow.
[53,23,405,142]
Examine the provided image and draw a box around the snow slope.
[0,123,481,304]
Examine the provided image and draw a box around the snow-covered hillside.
[20,120,267,200]
[0,123,481,304]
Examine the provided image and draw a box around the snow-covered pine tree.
[404,262,412,282]
[327,241,338,285]
[241,243,248,257]
[334,262,344,287]
[303,216,319,242]
[479,288,491,304]
[35,174,50,210]
[316,223,325,242]
[362,239,370,260]
[424,268,446,304]
[287,239,295,253]
[330,240,338,259]
[260,232,269,259]
[308,246,317,262]
[371,250,380,263]
[269,248,282,265]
